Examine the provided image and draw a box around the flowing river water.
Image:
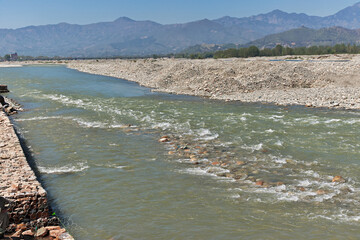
[1,65,360,239]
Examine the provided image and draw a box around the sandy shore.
[16,55,360,109]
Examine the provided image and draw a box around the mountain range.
[243,26,360,49]
[2,2,360,57]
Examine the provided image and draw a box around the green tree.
[334,44,346,53]
[4,54,10,61]
[247,46,260,57]
[272,45,284,56]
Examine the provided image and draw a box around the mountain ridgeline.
[3,2,360,57]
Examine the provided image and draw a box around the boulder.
[34,227,48,238]
[22,229,34,236]
[11,229,22,238]
[15,223,27,231]
[49,228,66,238]
[59,232,75,240]
[45,226,61,231]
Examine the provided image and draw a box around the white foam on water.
[152,122,172,130]
[343,119,360,124]
[303,170,320,178]
[240,117,247,121]
[308,211,360,224]
[297,179,313,187]
[178,166,229,178]
[269,115,284,119]
[103,164,127,169]
[324,119,341,124]
[38,163,89,174]
[242,143,264,152]
[71,118,107,128]
[274,140,283,146]
[18,113,131,130]
[16,116,66,122]
[265,129,275,133]
[230,194,241,199]
[109,124,136,129]
[294,117,320,125]
[223,116,237,124]
[43,94,88,107]
[195,128,219,141]
[178,168,215,177]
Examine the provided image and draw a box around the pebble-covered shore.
[0,101,73,239]
[66,54,360,110]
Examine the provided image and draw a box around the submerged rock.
[255,180,264,186]
[316,189,326,195]
[332,176,346,183]
[159,136,170,142]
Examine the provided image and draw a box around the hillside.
[2,2,360,57]
[243,26,360,48]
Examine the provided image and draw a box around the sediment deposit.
[67,54,360,109]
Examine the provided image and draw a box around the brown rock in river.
[159,137,170,142]
[316,189,326,195]
[332,176,345,183]
[298,187,306,192]
[255,181,264,186]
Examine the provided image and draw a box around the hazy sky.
[0,0,359,29]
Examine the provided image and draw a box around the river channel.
[1,65,360,239]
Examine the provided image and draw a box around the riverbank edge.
[63,55,360,110]
[0,103,73,239]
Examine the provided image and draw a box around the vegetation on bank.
[3,43,360,61]
[178,43,360,59]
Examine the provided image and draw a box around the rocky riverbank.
[66,54,360,110]
[0,98,73,239]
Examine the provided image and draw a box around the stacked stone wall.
[0,110,57,230]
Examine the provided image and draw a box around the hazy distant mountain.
[243,26,360,49]
[2,2,360,57]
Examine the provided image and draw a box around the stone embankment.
[67,54,360,110]
[0,85,9,93]
[0,105,72,239]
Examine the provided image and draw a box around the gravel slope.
[65,54,360,109]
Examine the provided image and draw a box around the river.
[1,65,360,239]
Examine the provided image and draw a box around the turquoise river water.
[1,65,360,239]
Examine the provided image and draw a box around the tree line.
[3,43,360,61]
[183,44,360,59]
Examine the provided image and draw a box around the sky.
[0,0,359,29]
